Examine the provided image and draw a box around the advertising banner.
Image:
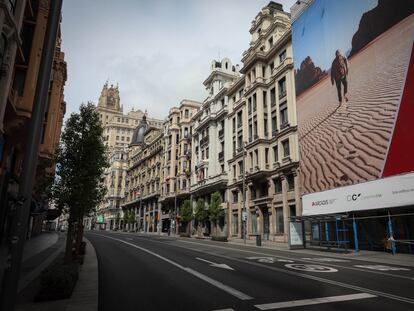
[302,172,414,216]
[292,0,414,196]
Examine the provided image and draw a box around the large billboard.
[292,0,414,195]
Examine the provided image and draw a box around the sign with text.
[302,172,414,216]
[289,222,304,248]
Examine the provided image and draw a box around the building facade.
[96,82,163,150]
[123,120,164,232]
[95,83,163,229]
[159,100,201,233]
[226,2,300,242]
[190,58,240,236]
[0,0,67,241]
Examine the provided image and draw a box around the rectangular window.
[253,93,257,112]
[278,77,286,99]
[263,91,267,109]
[237,135,243,150]
[287,174,295,191]
[237,111,243,128]
[270,87,276,106]
[238,161,243,176]
[282,139,290,157]
[272,115,277,134]
[279,49,287,63]
[251,212,257,234]
[233,191,238,203]
[290,205,296,217]
[273,145,279,162]
[265,148,269,164]
[276,207,284,234]
[280,103,288,127]
[274,178,282,193]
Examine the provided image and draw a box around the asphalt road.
[86,231,414,311]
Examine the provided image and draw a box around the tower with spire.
[98,81,122,112]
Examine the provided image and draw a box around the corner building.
[190,58,240,236]
[95,83,163,229]
[123,116,164,232]
[227,2,300,242]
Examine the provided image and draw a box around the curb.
[66,238,99,311]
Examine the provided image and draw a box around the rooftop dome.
[130,114,149,146]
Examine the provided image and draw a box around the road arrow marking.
[196,257,234,270]
[92,234,251,300]
[246,256,294,263]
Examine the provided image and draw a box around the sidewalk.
[16,237,99,311]
[19,232,63,292]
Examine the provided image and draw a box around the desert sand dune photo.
[297,14,414,194]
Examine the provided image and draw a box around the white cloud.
[61,0,297,121]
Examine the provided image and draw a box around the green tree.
[53,102,108,263]
[194,198,207,236]
[180,199,193,234]
[209,191,224,237]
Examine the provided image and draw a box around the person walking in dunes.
[331,49,349,103]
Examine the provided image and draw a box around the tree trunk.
[73,219,84,261]
[64,221,74,263]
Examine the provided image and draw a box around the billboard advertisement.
[292,0,414,195]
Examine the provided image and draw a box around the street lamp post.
[242,141,247,244]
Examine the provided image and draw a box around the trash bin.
[256,234,261,246]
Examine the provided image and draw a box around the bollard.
[256,235,262,246]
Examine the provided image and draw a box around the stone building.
[190,58,240,235]
[0,0,67,239]
[95,83,163,229]
[159,100,201,233]
[96,82,163,150]
[123,117,164,232]
[227,1,300,242]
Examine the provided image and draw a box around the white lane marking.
[175,239,414,281]
[125,237,133,241]
[195,257,234,270]
[255,293,377,310]
[117,235,414,304]
[354,265,410,271]
[285,264,338,273]
[92,233,252,300]
[246,257,294,263]
[212,309,235,311]
[302,257,349,262]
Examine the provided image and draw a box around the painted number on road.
[246,257,294,263]
[354,265,410,271]
[285,264,338,273]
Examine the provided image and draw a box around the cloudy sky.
[61,0,296,121]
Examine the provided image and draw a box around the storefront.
[300,172,414,254]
